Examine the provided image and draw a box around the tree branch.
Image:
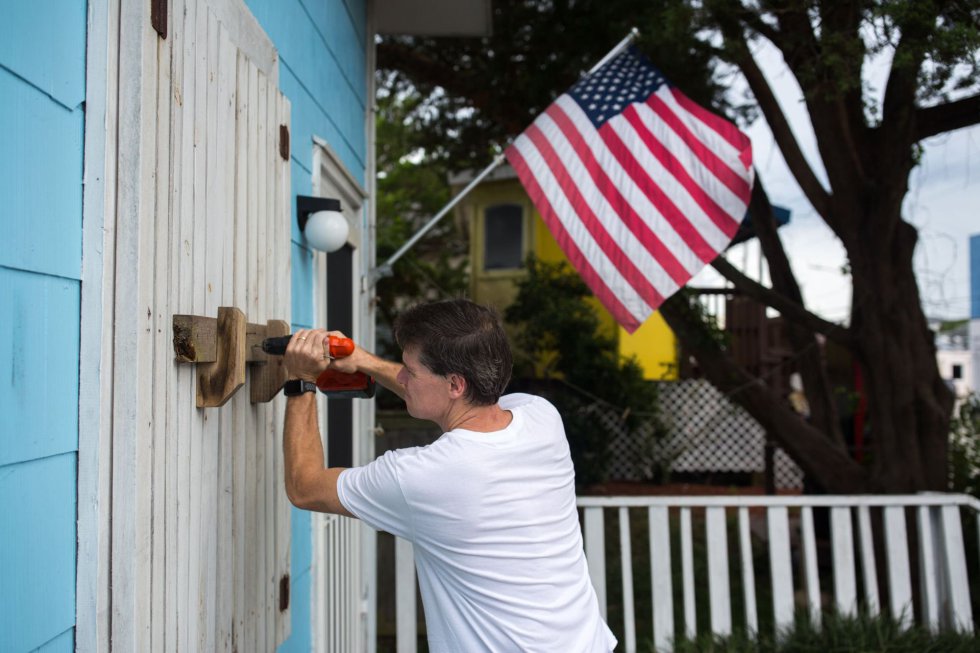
[711,257,853,347]
[880,15,931,145]
[915,93,980,140]
[659,293,869,493]
[722,31,833,220]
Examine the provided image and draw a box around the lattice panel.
[600,380,803,489]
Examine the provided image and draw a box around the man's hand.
[284,328,333,381]
[285,328,406,398]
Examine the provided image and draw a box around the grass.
[667,611,979,652]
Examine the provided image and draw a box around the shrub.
[667,611,979,653]
[504,257,663,486]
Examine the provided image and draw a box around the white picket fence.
[390,493,980,652]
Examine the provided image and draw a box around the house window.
[484,204,523,270]
[952,364,963,380]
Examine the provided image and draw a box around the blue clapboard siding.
[0,269,80,467]
[0,0,86,109]
[35,629,75,653]
[0,2,86,652]
[243,1,368,649]
[247,0,368,178]
[0,66,85,281]
[0,454,77,652]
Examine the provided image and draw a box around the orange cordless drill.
[261,335,376,398]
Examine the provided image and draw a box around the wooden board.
[85,0,292,649]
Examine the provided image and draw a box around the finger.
[289,329,312,352]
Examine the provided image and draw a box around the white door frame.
[310,136,377,652]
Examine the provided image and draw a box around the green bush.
[504,257,664,487]
[949,393,980,497]
[667,611,979,653]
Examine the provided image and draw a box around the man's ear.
[447,373,467,399]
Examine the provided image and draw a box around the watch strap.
[283,379,317,396]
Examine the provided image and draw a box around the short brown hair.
[394,299,512,406]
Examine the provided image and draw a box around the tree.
[377,1,980,492]
[374,82,469,363]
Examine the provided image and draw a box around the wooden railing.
[389,493,980,652]
[578,493,978,652]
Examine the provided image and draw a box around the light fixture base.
[297,195,342,233]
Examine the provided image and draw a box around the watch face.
[283,379,315,396]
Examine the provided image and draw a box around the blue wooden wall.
[243,1,368,650]
[0,1,87,651]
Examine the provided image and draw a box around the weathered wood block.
[196,307,246,407]
[173,309,291,406]
[250,319,290,403]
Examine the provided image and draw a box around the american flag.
[506,46,753,333]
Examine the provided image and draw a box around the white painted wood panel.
[87,0,292,649]
[584,507,608,619]
[918,506,940,632]
[618,508,636,653]
[857,505,880,617]
[737,507,758,634]
[679,507,696,640]
[767,507,794,636]
[396,537,418,653]
[883,506,913,628]
[940,506,973,632]
[705,507,731,636]
[648,506,673,653]
[831,507,857,616]
[800,507,821,627]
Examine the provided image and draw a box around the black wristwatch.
[283,379,317,396]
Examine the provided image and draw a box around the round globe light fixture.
[297,196,349,253]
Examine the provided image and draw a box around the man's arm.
[335,345,405,399]
[282,330,353,516]
[282,393,352,515]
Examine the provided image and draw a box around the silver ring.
[299,336,307,340]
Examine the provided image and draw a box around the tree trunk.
[849,220,954,491]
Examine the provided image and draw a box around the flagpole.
[367,27,641,287]
[586,27,640,75]
[368,151,508,284]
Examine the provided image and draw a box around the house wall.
[465,175,678,380]
[241,1,369,650]
[0,3,87,652]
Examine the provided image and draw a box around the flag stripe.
[510,131,651,323]
[669,86,751,159]
[646,90,751,205]
[623,104,742,239]
[554,95,704,277]
[610,108,735,249]
[656,86,751,174]
[506,141,644,331]
[602,117,720,262]
[543,104,688,288]
[525,121,667,309]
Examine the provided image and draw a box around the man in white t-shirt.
[282,299,616,652]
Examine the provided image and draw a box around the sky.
[690,39,980,324]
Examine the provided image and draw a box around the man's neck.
[441,403,512,434]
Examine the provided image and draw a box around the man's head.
[393,299,513,406]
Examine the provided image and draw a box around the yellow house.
[451,164,678,380]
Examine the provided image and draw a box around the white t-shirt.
[338,393,616,653]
